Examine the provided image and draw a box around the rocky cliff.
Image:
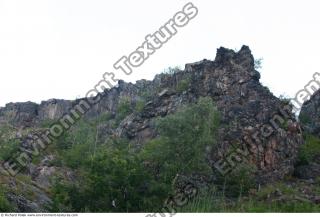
[117,46,304,183]
[297,90,320,180]
[0,45,306,211]
[0,46,304,180]
[300,90,320,137]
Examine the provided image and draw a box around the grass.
[233,200,320,212]
[178,182,320,212]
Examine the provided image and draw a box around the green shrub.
[162,66,181,75]
[51,97,220,212]
[50,179,73,212]
[141,97,220,184]
[52,145,167,212]
[215,163,257,198]
[90,112,113,125]
[134,99,145,113]
[40,119,57,128]
[51,119,98,168]
[298,134,320,165]
[0,138,20,161]
[0,186,13,212]
[62,144,92,169]
[300,113,312,125]
[115,97,132,123]
[0,124,20,161]
[176,77,191,93]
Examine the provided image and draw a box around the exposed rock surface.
[0,102,39,127]
[299,90,320,137]
[115,46,304,183]
[0,45,305,211]
[295,163,320,180]
[0,83,156,127]
[0,46,304,182]
[298,90,320,181]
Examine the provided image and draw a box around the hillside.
[0,46,319,212]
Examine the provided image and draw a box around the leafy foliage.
[176,76,191,93]
[300,113,312,125]
[0,186,13,212]
[0,125,20,161]
[60,121,97,168]
[51,97,220,212]
[298,134,320,165]
[162,66,182,75]
[52,145,167,212]
[216,163,257,198]
[115,97,132,123]
[134,99,146,113]
[141,97,219,184]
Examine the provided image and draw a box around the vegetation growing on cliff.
[0,124,20,161]
[0,186,13,212]
[50,97,220,212]
[298,134,320,165]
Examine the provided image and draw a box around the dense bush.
[176,77,191,93]
[0,125,20,161]
[134,99,146,113]
[0,186,13,212]
[141,97,220,183]
[0,138,19,161]
[298,134,320,165]
[115,97,132,123]
[51,97,220,212]
[50,118,100,168]
[52,145,167,212]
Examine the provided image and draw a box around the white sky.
[0,0,320,107]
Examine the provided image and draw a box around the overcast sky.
[0,0,320,107]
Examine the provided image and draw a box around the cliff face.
[0,45,305,211]
[0,100,72,127]
[115,46,303,183]
[0,46,304,182]
[0,82,156,128]
[297,89,320,180]
[299,90,320,137]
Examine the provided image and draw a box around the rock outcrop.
[299,90,320,137]
[0,83,156,128]
[0,100,73,127]
[295,163,320,180]
[0,46,306,211]
[298,89,320,181]
[116,46,304,183]
[0,46,304,183]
